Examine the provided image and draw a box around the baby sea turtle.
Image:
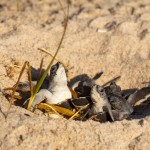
[31,62,72,106]
[105,81,134,121]
[16,62,72,106]
[108,93,133,121]
[105,81,150,120]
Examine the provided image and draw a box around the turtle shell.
[74,83,92,97]
[57,99,74,110]
[70,97,92,109]
[57,97,92,111]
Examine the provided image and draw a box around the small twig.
[46,105,62,117]
[16,0,20,11]
[6,61,28,118]
[39,58,44,79]
[58,0,66,18]
[69,104,89,120]
[102,76,120,87]
[142,81,150,86]
[35,58,44,89]
[27,62,33,96]
[3,87,14,91]
[38,48,69,70]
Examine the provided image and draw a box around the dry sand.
[0,0,150,149]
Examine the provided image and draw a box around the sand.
[0,0,150,149]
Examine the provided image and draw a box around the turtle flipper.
[71,97,92,109]
[90,112,107,123]
[127,87,150,106]
[17,81,37,92]
[92,71,103,80]
[32,89,52,107]
[111,109,132,121]
[121,88,138,99]
[107,105,115,121]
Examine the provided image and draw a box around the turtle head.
[91,85,107,103]
[49,62,68,84]
[91,85,115,121]
[109,81,121,95]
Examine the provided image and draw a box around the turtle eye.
[97,86,104,93]
[100,89,104,93]
[110,81,115,86]
[51,65,58,75]
[65,68,68,74]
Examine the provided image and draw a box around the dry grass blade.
[38,48,69,70]
[27,0,70,110]
[39,58,44,78]
[36,58,44,86]
[70,88,78,98]
[2,91,22,100]
[38,48,68,69]
[16,0,20,11]
[4,87,29,92]
[3,87,14,91]
[27,62,33,96]
[58,0,67,18]
[38,103,61,116]
[37,103,81,118]
[12,95,22,100]
[5,61,28,118]
[102,76,120,87]
[142,82,150,86]
[69,104,89,120]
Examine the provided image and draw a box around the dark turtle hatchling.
[70,72,103,97]
[105,81,134,121]
[108,93,133,121]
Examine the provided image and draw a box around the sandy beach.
[0,0,150,149]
